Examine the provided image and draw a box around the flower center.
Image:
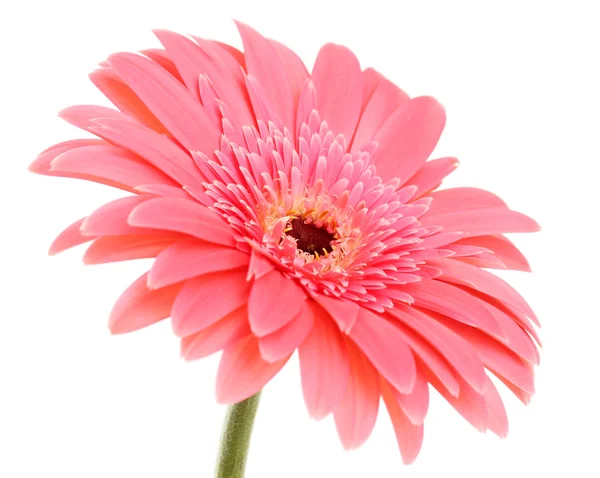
[286,218,336,256]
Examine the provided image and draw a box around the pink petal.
[351,78,409,151]
[381,379,424,465]
[334,341,380,449]
[404,156,459,195]
[50,144,176,191]
[312,294,360,333]
[455,235,531,272]
[109,272,182,334]
[431,258,537,321]
[389,304,487,394]
[88,118,204,188]
[258,301,315,362]
[83,234,179,264]
[171,269,251,337]
[127,197,235,246]
[216,335,289,404]
[420,207,540,237]
[30,139,105,175]
[373,96,446,183]
[148,238,249,289]
[181,306,250,360]
[349,308,416,394]
[49,217,93,255]
[360,68,384,109]
[89,67,167,133]
[81,195,152,236]
[426,187,507,216]
[246,249,275,280]
[235,22,294,131]
[140,48,184,83]
[311,43,363,144]
[401,280,507,342]
[392,367,429,425]
[482,376,509,438]
[299,302,351,419]
[248,269,307,336]
[107,52,219,155]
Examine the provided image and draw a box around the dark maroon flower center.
[287,218,335,256]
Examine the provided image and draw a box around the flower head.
[31,22,540,463]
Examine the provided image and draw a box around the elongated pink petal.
[246,249,276,280]
[248,270,307,336]
[235,22,294,131]
[392,367,429,425]
[50,144,176,191]
[259,301,315,362]
[171,269,251,337]
[81,195,152,236]
[334,341,380,449]
[455,235,531,272]
[107,52,219,155]
[389,304,487,394]
[360,68,383,108]
[84,234,178,264]
[140,48,184,82]
[216,335,289,404]
[374,96,446,182]
[299,302,351,419]
[405,156,459,195]
[312,294,359,333]
[431,258,537,321]
[349,308,416,394]
[352,78,409,151]
[49,217,93,255]
[312,44,363,144]
[181,307,250,360]
[109,273,182,334]
[381,380,424,465]
[420,208,540,237]
[89,67,167,133]
[482,376,509,438]
[148,238,249,289]
[401,280,507,342]
[30,139,105,175]
[127,197,235,246]
[427,187,507,216]
[88,118,204,188]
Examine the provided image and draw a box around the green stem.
[215,392,262,478]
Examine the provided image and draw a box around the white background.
[1,1,598,476]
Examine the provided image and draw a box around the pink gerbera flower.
[30,22,540,467]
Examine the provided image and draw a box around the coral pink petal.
[81,195,152,236]
[373,96,446,183]
[83,234,179,264]
[171,269,251,337]
[235,21,294,131]
[148,238,249,289]
[89,67,166,133]
[107,52,219,155]
[431,258,537,320]
[401,280,507,342]
[311,43,363,144]
[140,48,184,83]
[360,68,384,109]
[246,249,276,280]
[427,187,507,216]
[109,272,182,334]
[259,301,315,362]
[127,197,235,246]
[181,307,250,360]
[405,156,459,195]
[334,341,380,449]
[352,78,409,151]
[392,367,429,425]
[49,217,93,255]
[455,235,531,272]
[349,308,416,394]
[248,269,307,336]
[29,139,105,175]
[59,104,126,132]
[88,118,204,188]
[216,335,289,404]
[420,208,540,236]
[482,376,509,438]
[299,302,351,419]
[312,294,360,333]
[389,304,487,394]
[381,380,424,465]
